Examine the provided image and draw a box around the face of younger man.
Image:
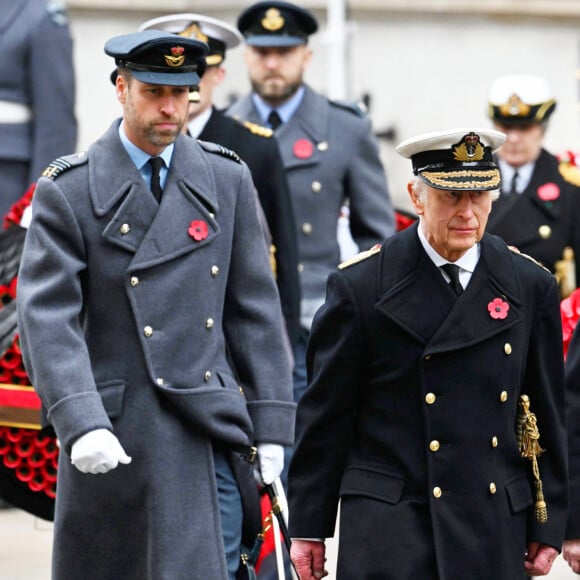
[116,72,190,155]
[244,44,311,106]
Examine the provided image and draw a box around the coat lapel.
[91,125,221,268]
[375,225,455,344]
[425,235,522,355]
[375,227,523,352]
[277,86,328,170]
[129,135,220,269]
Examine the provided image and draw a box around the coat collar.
[375,225,522,353]
[92,123,221,268]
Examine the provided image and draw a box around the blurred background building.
[67,0,580,211]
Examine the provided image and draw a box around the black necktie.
[149,156,164,203]
[509,170,519,194]
[268,110,282,130]
[441,263,463,296]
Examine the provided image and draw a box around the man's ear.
[115,74,127,104]
[408,181,424,215]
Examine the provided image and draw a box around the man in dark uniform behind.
[288,128,568,579]
[486,74,580,296]
[228,2,395,491]
[139,13,301,349]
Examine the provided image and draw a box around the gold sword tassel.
[517,394,548,523]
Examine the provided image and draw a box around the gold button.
[204,371,212,382]
[211,265,219,277]
[429,440,440,452]
[500,390,508,402]
[156,378,164,386]
[425,393,436,405]
[130,276,139,287]
[317,141,328,151]
[239,386,245,396]
[504,343,512,355]
[311,181,322,193]
[206,318,214,329]
[489,482,497,494]
[297,263,304,272]
[144,326,153,338]
[425,355,431,361]
[433,487,442,498]
[491,436,498,448]
[120,223,130,235]
[209,212,215,219]
[538,225,551,239]
[302,222,313,235]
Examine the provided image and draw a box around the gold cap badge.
[452,132,485,162]
[165,46,185,67]
[261,8,285,31]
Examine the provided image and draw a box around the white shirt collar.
[498,158,535,194]
[417,221,480,273]
[187,107,213,139]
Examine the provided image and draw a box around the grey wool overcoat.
[16,120,295,580]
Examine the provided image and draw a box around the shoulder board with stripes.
[198,140,242,164]
[330,99,366,118]
[338,243,381,270]
[509,246,551,273]
[41,152,88,180]
[559,161,580,187]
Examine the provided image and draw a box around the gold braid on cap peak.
[421,169,501,190]
[517,394,548,523]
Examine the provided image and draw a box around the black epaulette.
[330,99,366,118]
[559,161,580,187]
[41,152,88,180]
[509,246,551,274]
[198,140,242,164]
[338,243,381,270]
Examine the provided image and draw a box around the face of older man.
[408,180,494,262]
[493,122,544,168]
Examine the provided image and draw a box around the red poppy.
[293,139,314,159]
[561,288,580,358]
[488,298,509,320]
[188,220,208,241]
[537,182,560,201]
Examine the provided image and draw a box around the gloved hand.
[253,443,284,486]
[70,428,132,474]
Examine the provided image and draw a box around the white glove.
[70,428,132,474]
[254,443,284,486]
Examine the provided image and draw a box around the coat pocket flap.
[339,466,404,504]
[96,380,126,419]
[505,476,533,514]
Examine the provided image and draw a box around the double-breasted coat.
[228,85,395,327]
[288,224,568,579]
[199,107,301,346]
[0,0,76,215]
[487,148,580,280]
[16,121,295,580]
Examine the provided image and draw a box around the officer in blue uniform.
[288,128,568,579]
[0,0,77,216]
[486,74,580,296]
[139,12,301,348]
[228,2,395,481]
[17,30,295,580]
